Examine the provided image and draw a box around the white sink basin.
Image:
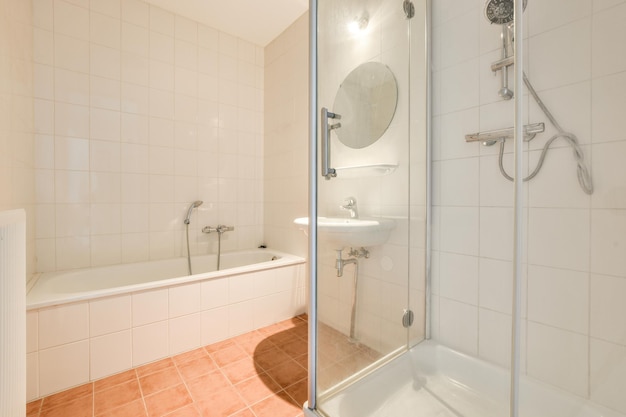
[294,216,395,249]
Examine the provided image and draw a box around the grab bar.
[465,122,545,146]
[321,107,340,180]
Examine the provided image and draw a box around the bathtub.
[26,249,306,400]
[313,341,625,417]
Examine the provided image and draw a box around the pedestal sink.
[293,217,395,249]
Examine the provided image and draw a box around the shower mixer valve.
[202,225,235,234]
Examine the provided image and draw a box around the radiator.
[0,210,26,416]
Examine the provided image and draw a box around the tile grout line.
[134,368,151,417]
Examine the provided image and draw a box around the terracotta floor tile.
[278,338,308,357]
[94,370,137,392]
[41,383,93,410]
[95,399,147,417]
[177,355,218,381]
[284,378,308,406]
[265,360,307,389]
[205,339,237,353]
[257,322,286,337]
[139,366,183,396]
[318,362,351,391]
[283,317,306,329]
[144,384,192,417]
[195,386,247,417]
[172,347,209,366]
[294,353,308,370]
[268,329,301,346]
[250,390,301,417]
[186,370,232,402]
[136,358,175,377]
[253,346,292,371]
[221,356,259,384]
[292,325,308,339]
[231,330,265,345]
[237,337,275,356]
[211,344,248,368]
[40,395,93,417]
[27,399,42,416]
[229,409,255,417]
[94,379,142,415]
[234,373,281,405]
[162,404,201,417]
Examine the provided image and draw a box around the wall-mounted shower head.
[484,0,527,25]
[184,200,203,225]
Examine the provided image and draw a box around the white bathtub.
[315,341,625,417]
[27,249,303,309]
[26,249,306,400]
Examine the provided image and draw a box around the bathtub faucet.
[202,225,234,271]
[202,225,235,235]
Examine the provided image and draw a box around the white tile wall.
[590,338,626,414]
[34,0,266,272]
[89,295,131,337]
[38,302,89,349]
[132,320,168,366]
[433,0,626,409]
[39,341,90,396]
[263,13,308,259]
[90,330,132,380]
[527,322,589,397]
[590,274,626,345]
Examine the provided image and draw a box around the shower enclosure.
[306,0,626,416]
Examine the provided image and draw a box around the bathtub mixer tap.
[202,225,235,271]
[202,225,235,234]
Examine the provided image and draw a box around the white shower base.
[314,341,624,417]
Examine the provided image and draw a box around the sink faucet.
[340,197,358,219]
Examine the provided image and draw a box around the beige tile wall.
[33,0,266,272]
[263,13,309,258]
[0,0,36,277]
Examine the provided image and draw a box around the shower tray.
[316,341,624,417]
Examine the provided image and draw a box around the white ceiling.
[143,0,309,47]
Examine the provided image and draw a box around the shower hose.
[185,223,193,275]
[498,73,594,195]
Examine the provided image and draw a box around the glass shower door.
[312,0,420,410]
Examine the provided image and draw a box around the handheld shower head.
[484,0,526,25]
[184,200,203,225]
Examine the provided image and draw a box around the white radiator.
[0,210,26,416]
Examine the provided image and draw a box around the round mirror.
[332,62,398,149]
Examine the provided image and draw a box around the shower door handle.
[321,107,340,180]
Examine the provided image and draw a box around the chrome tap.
[336,250,357,277]
[340,197,358,219]
[202,225,235,234]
